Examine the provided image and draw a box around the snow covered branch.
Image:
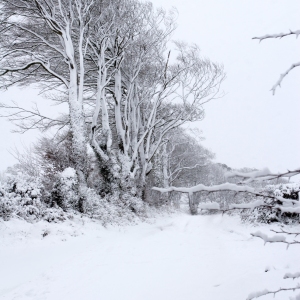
[154,182,270,213]
[226,168,300,183]
[271,229,300,237]
[247,284,300,300]
[154,182,268,198]
[284,272,300,280]
[253,30,300,41]
[153,178,300,216]
[253,29,300,94]
[251,231,300,248]
[247,209,300,299]
[0,60,69,88]
[253,228,300,250]
[270,62,300,95]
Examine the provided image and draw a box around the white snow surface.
[229,200,265,210]
[60,167,76,179]
[226,168,271,181]
[198,202,220,210]
[153,182,256,194]
[284,272,300,280]
[251,231,287,244]
[0,212,300,300]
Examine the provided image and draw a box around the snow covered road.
[0,213,299,300]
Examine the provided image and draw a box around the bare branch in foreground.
[247,284,300,300]
[226,168,300,183]
[271,229,300,237]
[251,231,300,249]
[270,62,300,95]
[253,29,300,95]
[253,30,300,41]
[284,272,300,280]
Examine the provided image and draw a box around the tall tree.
[0,0,97,208]
[0,0,225,200]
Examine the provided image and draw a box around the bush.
[0,133,154,225]
[51,167,79,211]
[241,183,299,224]
[83,188,147,226]
[0,172,44,222]
[0,167,149,225]
[42,206,69,223]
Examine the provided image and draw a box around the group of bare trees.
[0,2,298,296]
[0,0,224,207]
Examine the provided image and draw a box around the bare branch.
[271,62,300,95]
[253,29,300,95]
[226,168,300,183]
[253,30,300,41]
[251,231,300,248]
[0,60,69,87]
[271,229,300,237]
[284,272,300,280]
[0,101,68,133]
[247,284,300,300]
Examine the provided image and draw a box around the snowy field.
[0,212,299,300]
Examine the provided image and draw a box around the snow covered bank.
[0,213,299,300]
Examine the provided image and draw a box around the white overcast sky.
[0,0,299,172]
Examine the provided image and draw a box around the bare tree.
[0,0,225,201]
[160,128,213,189]
[82,3,224,196]
[144,127,214,206]
[0,0,100,208]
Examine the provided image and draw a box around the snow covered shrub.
[0,166,79,223]
[5,133,78,201]
[0,192,13,221]
[0,172,44,221]
[241,183,299,224]
[34,134,78,196]
[83,188,147,226]
[273,183,299,200]
[51,167,79,211]
[42,206,68,223]
[241,206,279,224]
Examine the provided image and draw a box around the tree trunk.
[188,193,197,215]
[162,143,170,204]
[69,69,88,212]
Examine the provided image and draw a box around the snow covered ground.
[0,211,299,300]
